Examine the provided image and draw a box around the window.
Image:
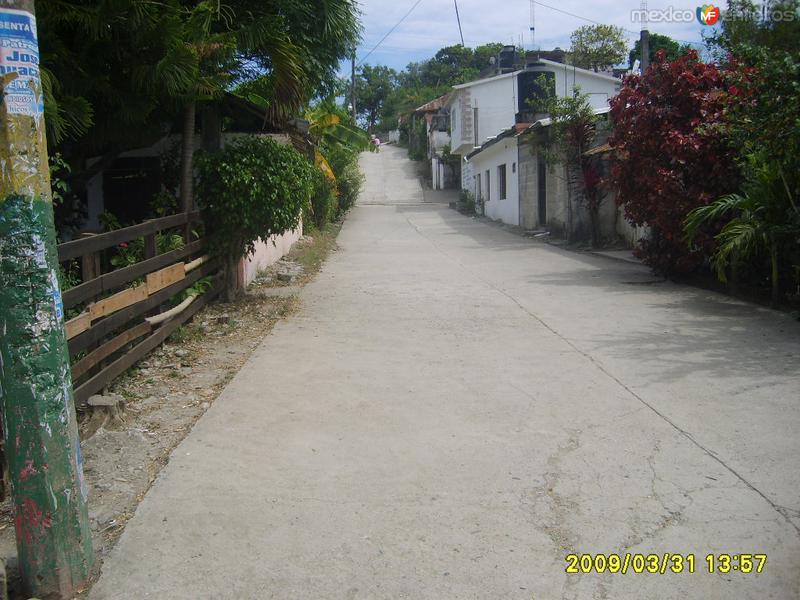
[498,164,507,200]
[485,169,491,202]
[476,173,482,201]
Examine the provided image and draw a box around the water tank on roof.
[499,45,517,71]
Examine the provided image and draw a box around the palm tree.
[171,0,361,215]
[685,155,800,306]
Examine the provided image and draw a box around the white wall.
[469,76,518,148]
[461,156,474,197]
[539,63,620,112]
[239,225,303,288]
[470,139,520,227]
[449,66,619,158]
[430,130,450,154]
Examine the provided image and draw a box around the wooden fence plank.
[68,260,219,356]
[74,279,221,406]
[65,313,91,340]
[58,211,200,261]
[71,322,152,380]
[63,239,205,309]
[88,285,148,321]
[184,255,209,273]
[146,263,185,295]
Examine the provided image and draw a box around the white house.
[413,94,455,190]
[446,56,621,228]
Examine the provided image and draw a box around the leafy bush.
[307,168,338,230]
[195,136,315,261]
[685,153,800,305]
[458,189,475,215]
[608,51,740,276]
[320,142,364,215]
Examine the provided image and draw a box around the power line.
[357,0,426,66]
[530,0,704,47]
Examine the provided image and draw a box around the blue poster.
[0,9,43,118]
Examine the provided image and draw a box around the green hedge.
[196,136,315,260]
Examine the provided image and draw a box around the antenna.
[453,0,465,46]
[640,0,649,31]
[529,0,536,50]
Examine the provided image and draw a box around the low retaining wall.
[238,224,303,288]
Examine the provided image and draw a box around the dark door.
[537,154,547,226]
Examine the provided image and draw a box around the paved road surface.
[90,145,800,599]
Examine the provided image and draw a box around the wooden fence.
[58,212,223,407]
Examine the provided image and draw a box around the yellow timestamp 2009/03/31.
[565,553,768,575]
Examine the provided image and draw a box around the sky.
[350,0,719,71]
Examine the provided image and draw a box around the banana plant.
[306,106,376,153]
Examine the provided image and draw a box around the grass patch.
[291,222,342,278]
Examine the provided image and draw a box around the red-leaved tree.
[608,50,740,275]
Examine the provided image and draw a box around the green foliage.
[700,13,800,303]
[39,0,361,202]
[306,102,374,153]
[98,210,185,271]
[307,169,338,230]
[57,261,81,293]
[195,136,315,260]
[182,276,213,301]
[458,189,476,215]
[568,25,627,72]
[109,234,186,271]
[707,0,800,57]
[532,84,606,245]
[355,64,398,131]
[49,154,71,207]
[685,155,800,304]
[629,33,690,68]
[327,147,364,214]
[360,42,505,133]
[408,118,428,161]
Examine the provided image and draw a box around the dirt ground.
[0,224,340,598]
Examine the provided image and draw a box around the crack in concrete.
[404,215,800,538]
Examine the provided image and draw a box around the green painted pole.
[0,1,94,597]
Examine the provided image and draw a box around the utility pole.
[453,0,465,46]
[350,50,357,122]
[0,1,94,597]
[530,0,536,50]
[639,0,651,73]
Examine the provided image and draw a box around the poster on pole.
[0,8,43,119]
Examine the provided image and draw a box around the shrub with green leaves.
[321,143,364,215]
[196,136,315,260]
[307,169,338,230]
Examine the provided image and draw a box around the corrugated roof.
[415,94,450,113]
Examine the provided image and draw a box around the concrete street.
[90,145,800,599]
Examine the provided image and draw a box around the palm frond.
[684,193,746,242]
[712,219,766,281]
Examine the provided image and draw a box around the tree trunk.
[179,101,196,242]
[224,255,241,303]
